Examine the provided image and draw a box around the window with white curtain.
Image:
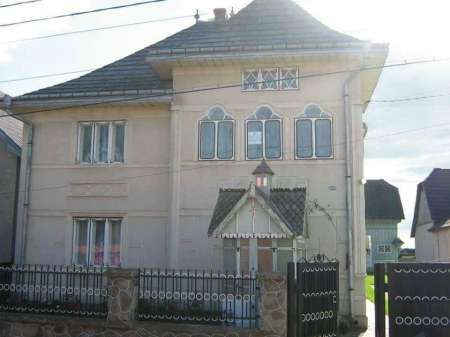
[78,121,125,164]
[246,106,282,160]
[73,218,122,266]
[199,107,234,160]
[295,104,333,159]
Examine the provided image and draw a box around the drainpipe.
[343,70,361,325]
[4,96,33,264]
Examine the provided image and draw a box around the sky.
[2,0,450,248]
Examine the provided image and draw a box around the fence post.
[259,273,288,337]
[287,262,297,337]
[374,263,386,337]
[105,268,139,325]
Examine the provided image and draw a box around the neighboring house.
[0,91,23,264]
[364,179,404,273]
[412,168,450,262]
[1,0,388,326]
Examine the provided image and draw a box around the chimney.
[213,8,227,23]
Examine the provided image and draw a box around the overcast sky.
[1,0,450,248]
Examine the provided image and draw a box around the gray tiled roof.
[0,111,23,155]
[252,159,274,176]
[17,46,171,100]
[16,0,362,101]
[208,186,306,236]
[148,0,362,57]
[365,179,404,220]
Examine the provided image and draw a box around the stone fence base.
[0,314,281,337]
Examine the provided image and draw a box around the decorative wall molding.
[68,181,128,198]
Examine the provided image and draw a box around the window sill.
[295,157,334,161]
[245,158,283,161]
[76,162,125,167]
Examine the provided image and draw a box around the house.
[364,179,404,272]
[0,0,388,327]
[0,91,23,264]
[411,168,450,262]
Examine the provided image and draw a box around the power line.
[1,117,450,197]
[0,0,42,8]
[0,0,167,28]
[2,13,205,44]
[1,57,449,120]
[370,92,450,103]
[0,68,96,83]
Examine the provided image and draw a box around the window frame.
[260,68,279,91]
[295,116,333,160]
[77,120,126,165]
[72,217,123,267]
[245,117,283,161]
[242,69,259,91]
[198,108,235,161]
[280,67,299,90]
[241,67,300,92]
[377,244,393,255]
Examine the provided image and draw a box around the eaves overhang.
[147,42,389,79]
[5,91,173,110]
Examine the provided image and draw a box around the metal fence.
[137,269,259,328]
[375,262,450,337]
[0,264,108,318]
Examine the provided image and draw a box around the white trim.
[72,217,123,267]
[211,187,295,238]
[77,120,126,165]
[241,67,301,91]
[198,106,235,161]
[245,119,283,160]
[218,233,293,239]
[294,117,333,160]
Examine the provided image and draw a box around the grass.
[365,274,388,314]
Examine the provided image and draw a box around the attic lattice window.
[242,67,299,91]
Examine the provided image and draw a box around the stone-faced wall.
[0,314,281,337]
[107,269,138,324]
[258,275,287,337]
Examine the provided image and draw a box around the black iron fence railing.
[137,269,259,328]
[0,265,108,318]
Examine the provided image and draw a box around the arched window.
[246,106,282,160]
[199,106,234,160]
[295,104,333,159]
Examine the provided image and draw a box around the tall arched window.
[199,106,234,160]
[246,106,282,160]
[295,104,333,159]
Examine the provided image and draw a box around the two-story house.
[412,168,450,262]
[0,92,22,264]
[1,0,388,327]
[364,179,405,273]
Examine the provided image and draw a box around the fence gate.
[287,255,339,337]
[375,263,450,337]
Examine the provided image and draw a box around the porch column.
[168,107,181,269]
